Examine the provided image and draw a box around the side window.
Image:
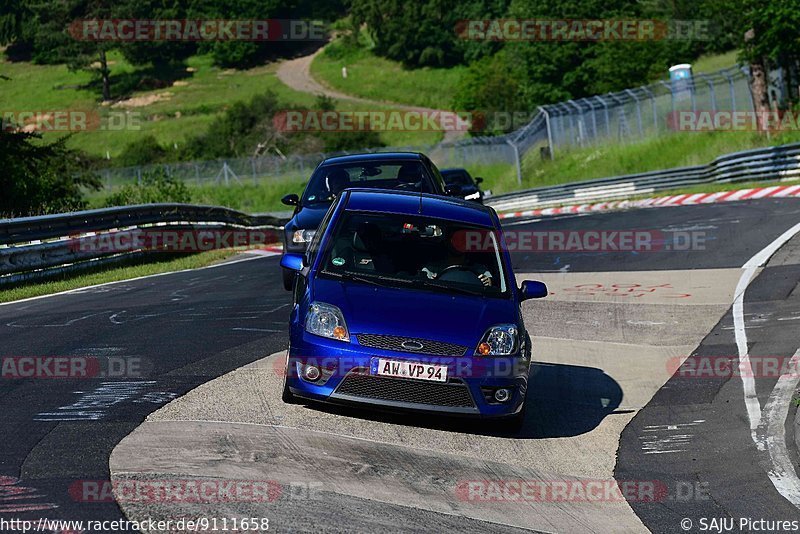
[423,157,447,193]
[305,198,338,265]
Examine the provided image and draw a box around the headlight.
[305,302,349,342]
[475,325,518,356]
[292,229,316,244]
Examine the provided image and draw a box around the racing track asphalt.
[0,197,799,533]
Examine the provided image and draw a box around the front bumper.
[286,331,529,418]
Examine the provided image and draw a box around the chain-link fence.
[440,65,755,184]
[95,65,755,189]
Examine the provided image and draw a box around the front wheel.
[282,267,295,291]
[498,401,527,434]
[281,353,301,404]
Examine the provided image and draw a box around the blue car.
[279,152,456,290]
[279,188,547,429]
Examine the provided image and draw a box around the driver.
[325,168,351,198]
[396,163,423,189]
[420,233,493,287]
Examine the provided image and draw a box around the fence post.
[640,86,658,130]
[538,106,555,160]
[506,139,522,185]
[698,73,717,112]
[722,70,737,111]
[624,89,644,136]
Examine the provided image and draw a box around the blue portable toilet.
[669,64,693,102]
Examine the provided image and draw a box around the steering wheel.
[395,181,419,191]
[436,265,482,284]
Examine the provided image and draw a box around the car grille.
[335,372,476,408]
[356,334,468,356]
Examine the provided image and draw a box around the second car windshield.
[302,161,434,204]
[320,212,508,297]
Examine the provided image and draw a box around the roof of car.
[320,152,424,166]
[341,188,496,227]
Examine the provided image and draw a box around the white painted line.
[682,193,706,204]
[774,185,800,197]
[0,253,272,308]
[750,185,784,199]
[699,191,727,203]
[734,221,800,506]
[725,189,754,202]
[758,349,800,506]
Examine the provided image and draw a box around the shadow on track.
[296,362,624,439]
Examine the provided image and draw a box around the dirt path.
[276,48,465,144]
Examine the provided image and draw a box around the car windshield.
[302,161,434,205]
[442,170,472,186]
[320,211,508,298]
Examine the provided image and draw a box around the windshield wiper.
[417,279,487,297]
[324,270,410,288]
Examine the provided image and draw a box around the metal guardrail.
[0,204,288,286]
[485,142,800,213]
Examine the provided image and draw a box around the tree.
[739,0,800,108]
[29,0,124,100]
[0,130,100,217]
[349,0,508,67]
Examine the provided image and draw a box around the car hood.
[291,203,331,230]
[310,277,517,345]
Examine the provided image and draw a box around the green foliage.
[739,0,800,67]
[0,130,100,217]
[103,168,191,206]
[349,0,507,67]
[116,135,169,167]
[180,91,284,159]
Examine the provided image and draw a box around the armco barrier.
[485,143,800,214]
[0,204,287,286]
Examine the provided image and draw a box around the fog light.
[494,388,511,402]
[303,365,321,381]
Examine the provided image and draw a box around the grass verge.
[310,39,464,110]
[0,249,246,304]
[474,130,800,197]
[1,51,440,158]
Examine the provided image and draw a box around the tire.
[501,402,527,433]
[282,267,295,291]
[282,378,298,404]
[281,353,301,404]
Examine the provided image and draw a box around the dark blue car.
[279,152,454,290]
[279,188,547,429]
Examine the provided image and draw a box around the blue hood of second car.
[291,203,331,231]
[310,276,517,346]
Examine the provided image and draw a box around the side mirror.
[281,253,304,272]
[474,177,484,184]
[520,280,548,300]
[281,194,299,206]
[445,184,462,196]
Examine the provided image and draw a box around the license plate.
[371,358,448,382]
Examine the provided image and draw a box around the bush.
[0,130,100,217]
[103,168,191,206]
[116,135,168,167]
